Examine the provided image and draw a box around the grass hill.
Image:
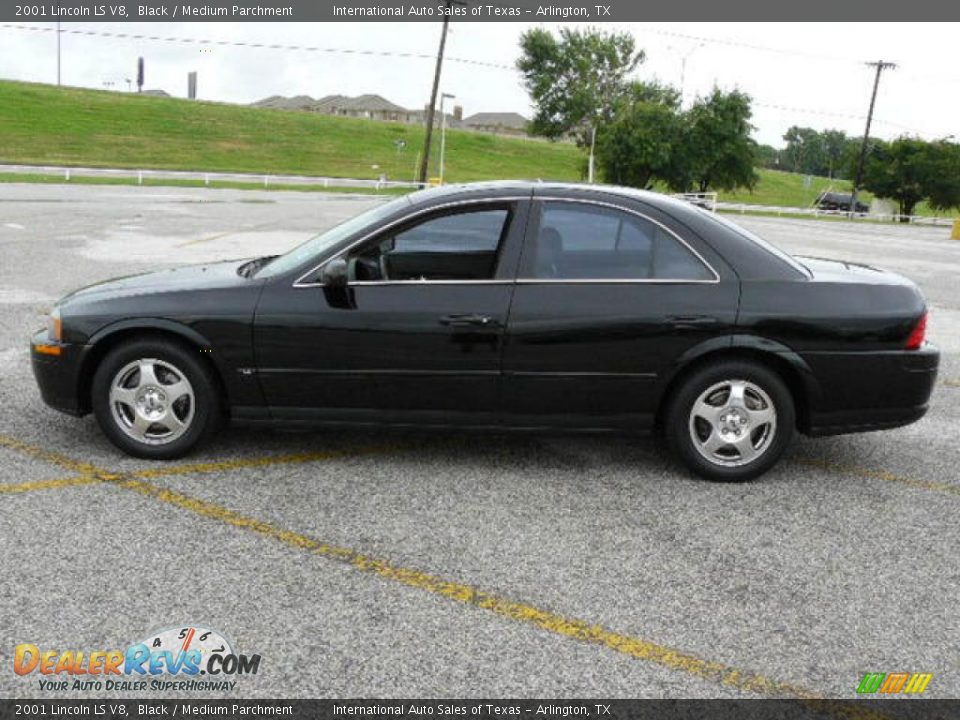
[0,80,582,183]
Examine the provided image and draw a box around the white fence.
[713,200,956,227]
[0,163,425,191]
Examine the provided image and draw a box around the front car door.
[502,191,740,431]
[253,194,530,425]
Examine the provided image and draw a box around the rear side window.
[523,202,714,281]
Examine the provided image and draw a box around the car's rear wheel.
[665,361,795,481]
[92,338,221,459]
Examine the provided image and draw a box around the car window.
[524,202,714,281]
[256,196,410,278]
[349,207,510,282]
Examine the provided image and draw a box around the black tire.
[664,360,795,482]
[91,337,222,460]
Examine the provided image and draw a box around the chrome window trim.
[293,197,527,288]
[293,194,721,288]
[519,197,720,284]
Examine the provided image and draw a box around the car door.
[253,197,529,425]
[501,195,739,431]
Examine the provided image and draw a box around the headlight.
[46,306,62,342]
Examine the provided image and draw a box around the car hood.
[794,255,917,287]
[59,258,256,306]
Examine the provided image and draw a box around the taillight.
[905,311,927,350]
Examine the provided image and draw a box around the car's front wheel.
[665,361,795,481]
[92,338,221,459]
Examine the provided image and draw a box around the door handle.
[667,315,719,327]
[439,313,497,327]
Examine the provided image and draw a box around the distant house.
[140,89,171,98]
[251,93,418,123]
[461,112,528,136]
[250,93,529,137]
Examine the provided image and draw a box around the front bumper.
[30,330,88,416]
[803,343,940,436]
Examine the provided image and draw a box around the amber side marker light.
[905,311,928,350]
[33,344,62,357]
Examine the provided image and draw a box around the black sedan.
[31,182,939,481]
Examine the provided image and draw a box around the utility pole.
[56,22,60,85]
[850,60,896,216]
[418,0,464,186]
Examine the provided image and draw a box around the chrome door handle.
[439,313,496,327]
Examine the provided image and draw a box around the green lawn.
[718,169,857,208]
[719,168,956,219]
[0,80,582,183]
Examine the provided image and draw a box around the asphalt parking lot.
[1,184,958,700]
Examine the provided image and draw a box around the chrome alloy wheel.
[688,379,777,467]
[109,358,195,446]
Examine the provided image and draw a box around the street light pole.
[587,124,597,184]
[439,92,455,184]
[56,22,61,85]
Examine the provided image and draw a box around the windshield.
[255,196,411,278]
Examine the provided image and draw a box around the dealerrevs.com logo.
[14,625,261,692]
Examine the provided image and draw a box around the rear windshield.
[696,210,811,278]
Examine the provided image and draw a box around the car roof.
[405,180,691,211]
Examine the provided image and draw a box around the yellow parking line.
[797,458,960,498]
[0,433,394,496]
[943,379,960,388]
[108,471,827,700]
[133,446,395,479]
[0,434,103,476]
[0,475,100,495]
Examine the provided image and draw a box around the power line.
[635,26,860,65]
[0,23,515,71]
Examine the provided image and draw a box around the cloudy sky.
[1,21,958,146]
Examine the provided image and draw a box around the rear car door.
[501,194,740,431]
[253,197,529,425]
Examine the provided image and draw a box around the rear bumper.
[803,344,939,436]
[31,330,88,417]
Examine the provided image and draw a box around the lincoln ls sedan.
[31,182,939,481]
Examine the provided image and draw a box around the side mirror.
[319,258,348,288]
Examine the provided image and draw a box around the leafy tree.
[517,27,643,146]
[922,140,960,213]
[754,144,781,170]
[856,136,960,220]
[595,87,682,189]
[782,126,824,175]
[820,129,848,178]
[677,88,758,193]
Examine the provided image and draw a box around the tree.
[517,27,643,146]
[677,88,758,193]
[922,139,960,213]
[820,129,848,178]
[754,144,781,170]
[595,85,683,189]
[856,136,960,220]
[781,126,823,175]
